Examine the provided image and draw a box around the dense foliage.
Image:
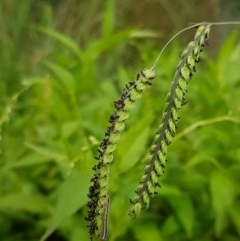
[0,1,240,241]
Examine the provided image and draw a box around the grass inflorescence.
[129,24,211,220]
[85,21,240,240]
[86,67,156,240]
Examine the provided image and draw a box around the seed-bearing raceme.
[86,21,240,239]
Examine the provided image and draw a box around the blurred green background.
[0,0,240,241]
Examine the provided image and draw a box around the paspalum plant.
[85,22,240,241]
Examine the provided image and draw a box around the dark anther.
[146,80,153,85]
[140,70,146,78]
[109,113,119,123]
[90,177,97,182]
[94,156,99,161]
[154,170,161,177]
[100,138,109,149]
[135,190,140,195]
[107,125,115,134]
[114,99,125,109]
[97,148,103,155]
[181,98,188,106]
[129,81,135,87]
[97,162,102,169]
[134,85,143,93]
[136,73,141,80]
[129,95,135,102]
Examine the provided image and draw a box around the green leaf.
[40,169,91,241]
[102,0,114,37]
[229,203,240,235]
[169,195,194,238]
[61,121,81,139]
[119,127,150,173]
[0,193,49,213]
[133,222,163,241]
[35,25,82,58]
[84,29,132,56]
[25,142,66,162]
[218,29,238,62]
[116,113,153,173]
[109,195,130,240]
[8,153,55,169]
[161,215,180,237]
[210,171,234,236]
[44,61,76,90]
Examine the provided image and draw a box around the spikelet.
[129,24,211,220]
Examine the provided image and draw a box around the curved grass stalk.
[175,115,240,141]
[129,24,211,220]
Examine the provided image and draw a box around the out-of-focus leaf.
[0,193,49,213]
[210,171,235,236]
[35,25,82,57]
[159,184,182,197]
[25,142,66,162]
[119,126,150,173]
[84,29,133,56]
[39,169,91,241]
[161,215,180,237]
[218,29,238,62]
[109,195,130,240]
[133,222,163,241]
[44,61,76,91]
[116,113,153,173]
[102,0,114,37]
[8,153,54,169]
[61,121,81,139]
[228,202,240,235]
[169,195,194,238]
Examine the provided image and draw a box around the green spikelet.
[129,24,211,221]
[86,67,156,240]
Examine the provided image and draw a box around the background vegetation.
[0,0,240,241]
